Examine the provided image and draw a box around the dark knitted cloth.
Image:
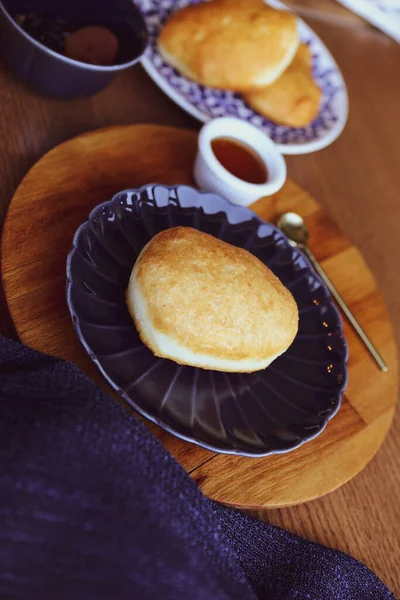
[0,336,396,600]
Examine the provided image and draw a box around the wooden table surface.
[0,6,399,596]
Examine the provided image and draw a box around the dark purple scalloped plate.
[66,184,348,456]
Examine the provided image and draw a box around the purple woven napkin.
[0,336,396,600]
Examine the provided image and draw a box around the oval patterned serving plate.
[136,0,348,155]
[67,185,348,456]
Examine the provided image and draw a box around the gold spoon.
[277,212,388,372]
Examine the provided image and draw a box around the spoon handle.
[303,245,388,372]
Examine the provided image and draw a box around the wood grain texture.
[1,123,397,513]
[0,8,399,595]
[285,0,369,27]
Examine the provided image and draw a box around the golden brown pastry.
[244,43,322,127]
[126,227,298,372]
[158,0,299,91]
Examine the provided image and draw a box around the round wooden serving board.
[1,125,397,509]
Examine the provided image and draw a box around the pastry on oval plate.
[126,227,298,373]
[158,0,300,91]
[244,43,322,127]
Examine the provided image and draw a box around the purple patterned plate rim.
[66,184,348,457]
[136,0,349,155]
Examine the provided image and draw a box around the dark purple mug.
[0,0,148,98]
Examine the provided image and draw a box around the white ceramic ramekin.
[194,117,287,207]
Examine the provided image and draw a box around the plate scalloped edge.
[66,184,348,457]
